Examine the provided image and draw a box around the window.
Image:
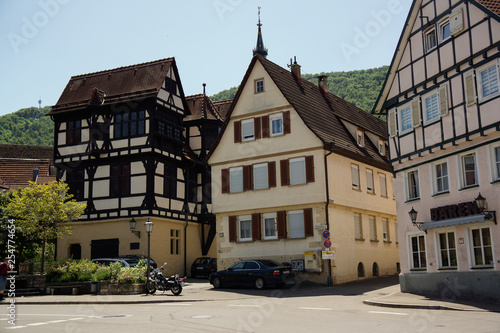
[354,213,363,240]
[434,161,449,194]
[423,91,439,124]
[270,113,283,136]
[352,164,360,190]
[239,216,252,241]
[461,153,477,187]
[379,173,387,197]
[425,27,437,52]
[378,139,385,155]
[229,167,243,193]
[255,79,264,93]
[253,163,269,190]
[263,213,277,240]
[438,19,451,42]
[110,164,130,197]
[66,169,84,201]
[406,170,420,201]
[369,216,377,241]
[410,234,426,269]
[478,63,499,101]
[114,110,145,139]
[241,119,255,142]
[495,146,500,181]
[164,166,177,198]
[438,232,457,268]
[398,104,413,134]
[288,211,305,238]
[165,77,177,94]
[66,120,82,145]
[382,218,390,242]
[356,130,364,147]
[470,227,493,267]
[170,229,180,255]
[290,157,306,185]
[366,169,374,194]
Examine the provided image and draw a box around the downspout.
[183,169,189,278]
[324,143,334,286]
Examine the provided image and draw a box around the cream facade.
[209,55,398,285]
[373,0,500,300]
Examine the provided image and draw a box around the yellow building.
[208,54,399,285]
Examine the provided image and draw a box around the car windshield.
[195,258,210,265]
[257,260,281,268]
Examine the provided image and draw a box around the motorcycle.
[146,263,185,295]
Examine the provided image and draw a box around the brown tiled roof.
[49,58,178,114]
[212,100,232,120]
[476,0,500,15]
[185,94,225,122]
[0,160,55,189]
[208,56,389,170]
[0,144,53,160]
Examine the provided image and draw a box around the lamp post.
[475,193,497,224]
[129,218,141,238]
[144,218,154,294]
[408,207,425,231]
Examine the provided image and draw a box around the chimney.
[318,75,328,96]
[33,168,39,183]
[290,56,301,82]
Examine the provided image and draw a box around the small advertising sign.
[322,250,335,260]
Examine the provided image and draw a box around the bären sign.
[430,201,480,221]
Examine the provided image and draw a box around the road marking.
[368,311,409,316]
[48,320,68,323]
[5,326,26,329]
[27,322,51,326]
[298,307,332,311]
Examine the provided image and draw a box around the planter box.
[108,283,145,295]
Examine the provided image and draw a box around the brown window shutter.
[221,168,229,193]
[262,115,270,138]
[305,155,315,183]
[243,165,253,191]
[283,111,291,134]
[254,117,261,139]
[280,159,290,186]
[304,208,314,237]
[277,211,287,239]
[234,120,242,143]
[229,216,237,242]
[252,213,262,241]
[268,161,276,188]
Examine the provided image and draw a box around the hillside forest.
[0,66,387,146]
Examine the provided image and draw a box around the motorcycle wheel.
[146,281,157,294]
[171,284,182,296]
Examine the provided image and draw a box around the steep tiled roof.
[212,100,232,120]
[476,0,500,15]
[185,94,225,122]
[49,58,176,114]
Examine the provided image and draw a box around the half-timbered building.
[48,58,219,275]
[373,0,500,300]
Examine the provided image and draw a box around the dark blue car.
[209,259,296,289]
[191,257,217,278]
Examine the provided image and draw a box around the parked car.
[209,259,296,289]
[191,257,217,278]
[92,258,133,267]
[120,255,158,268]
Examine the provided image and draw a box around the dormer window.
[378,139,385,155]
[356,130,364,147]
[255,79,264,94]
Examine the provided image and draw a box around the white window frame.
[409,233,427,270]
[229,167,243,193]
[366,169,374,194]
[459,152,478,188]
[432,160,449,195]
[382,218,390,242]
[468,226,494,268]
[398,103,413,134]
[406,169,420,201]
[263,213,278,240]
[422,90,440,125]
[379,173,387,197]
[425,27,437,52]
[352,164,360,190]
[354,213,363,240]
[255,79,264,94]
[288,210,305,239]
[289,157,306,185]
[369,216,377,241]
[477,61,499,102]
[437,230,457,269]
[438,18,451,43]
[239,215,252,242]
[253,163,269,190]
[270,113,284,137]
[241,119,255,142]
[492,144,500,182]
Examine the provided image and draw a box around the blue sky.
[0,0,413,116]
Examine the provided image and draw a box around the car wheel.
[212,276,222,289]
[255,277,265,290]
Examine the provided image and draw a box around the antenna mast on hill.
[38,97,42,109]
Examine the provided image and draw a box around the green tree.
[6,181,86,273]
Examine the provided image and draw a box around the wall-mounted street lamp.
[408,207,425,231]
[129,218,141,238]
[475,193,497,224]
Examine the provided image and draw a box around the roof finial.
[253,6,268,58]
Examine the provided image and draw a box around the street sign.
[322,250,335,259]
[315,224,328,230]
[323,240,332,248]
[322,230,330,239]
